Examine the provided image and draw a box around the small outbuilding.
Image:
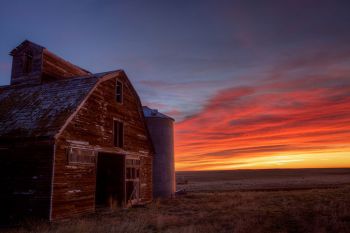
[0,40,160,222]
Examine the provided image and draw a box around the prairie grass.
[3,186,350,233]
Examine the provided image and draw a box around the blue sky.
[1,0,348,120]
[1,0,350,170]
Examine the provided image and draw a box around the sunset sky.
[0,0,349,170]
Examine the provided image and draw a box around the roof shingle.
[0,75,100,138]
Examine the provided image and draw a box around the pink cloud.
[175,73,350,170]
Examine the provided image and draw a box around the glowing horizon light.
[175,150,350,171]
[174,76,350,171]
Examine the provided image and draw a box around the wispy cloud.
[175,65,350,170]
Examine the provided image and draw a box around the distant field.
[3,169,350,233]
[176,168,350,192]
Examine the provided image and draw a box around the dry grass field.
[2,169,350,233]
[176,168,350,192]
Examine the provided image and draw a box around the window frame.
[115,80,123,104]
[66,147,96,165]
[113,120,124,148]
[23,51,33,74]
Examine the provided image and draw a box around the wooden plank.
[51,74,153,220]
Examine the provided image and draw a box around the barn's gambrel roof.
[0,71,118,139]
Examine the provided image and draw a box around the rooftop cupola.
[10,40,44,85]
[9,40,91,86]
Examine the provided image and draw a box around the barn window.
[23,51,33,74]
[113,120,124,147]
[116,80,123,103]
[67,148,96,165]
[126,159,140,179]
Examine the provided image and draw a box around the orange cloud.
[175,77,350,171]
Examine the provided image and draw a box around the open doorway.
[95,153,125,209]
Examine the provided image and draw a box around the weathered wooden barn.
[0,40,154,222]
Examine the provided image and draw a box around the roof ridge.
[0,70,124,90]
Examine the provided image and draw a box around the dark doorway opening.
[95,153,125,209]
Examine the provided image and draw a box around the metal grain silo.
[143,106,175,198]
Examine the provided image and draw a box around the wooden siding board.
[51,74,153,220]
[50,142,96,220]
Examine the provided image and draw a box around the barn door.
[125,159,140,205]
[95,153,125,209]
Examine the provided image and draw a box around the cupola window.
[23,51,33,74]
